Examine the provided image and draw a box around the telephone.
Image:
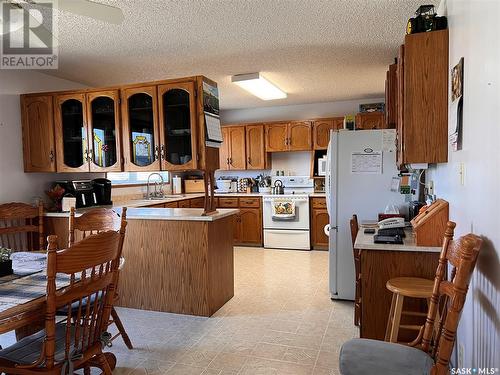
[378,217,405,229]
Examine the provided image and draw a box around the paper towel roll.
[172,176,182,194]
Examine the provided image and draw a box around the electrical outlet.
[426,180,434,195]
[458,342,464,368]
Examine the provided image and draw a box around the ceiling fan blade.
[36,0,124,25]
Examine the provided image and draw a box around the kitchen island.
[46,207,238,317]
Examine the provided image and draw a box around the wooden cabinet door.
[313,119,334,150]
[54,93,90,172]
[311,208,329,249]
[396,44,405,168]
[333,117,344,130]
[233,213,241,243]
[228,126,246,170]
[245,125,267,169]
[265,122,288,152]
[239,208,262,245]
[189,197,205,208]
[355,112,385,130]
[21,95,56,172]
[386,64,398,129]
[288,121,312,151]
[178,199,190,208]
[218,127,230,170]
[86,90,122,172]
[158,81,197,171]
[121,86,161,172]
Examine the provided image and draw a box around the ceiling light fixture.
[232,73,287,100]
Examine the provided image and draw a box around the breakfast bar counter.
[45,208,239,317]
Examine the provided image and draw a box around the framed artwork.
[450,57,464,151]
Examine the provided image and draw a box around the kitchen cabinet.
[189,197,205,208]
[265,122,288,152]
[265,121,312,152]
[288,121,312,151]
[385,63,398,129]
[400,29,448,164]
[217,196,262,246]
[158,81,197,171]
[355,112,385,130]
[54,91,122,173]
[218,126,246,170]
[312,117,344,150]
[178,199,190,208]
[396,44,405,167]
[121,85,161,172]
[310,198,329,250]
[246,125,270,169]
[21,95,56,172]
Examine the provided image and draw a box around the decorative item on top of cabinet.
[218,125,246,170]
[158,81,197,171]
[401,29,448,164]
[21,94,56,172]
[311,197,328,250]
[121,85,161,172]
[312,117,343,150]
[246,125,270,170]
[355,112,386,130]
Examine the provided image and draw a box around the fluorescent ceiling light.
[232,73,287,100]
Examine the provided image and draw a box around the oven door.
[263,197,309,230]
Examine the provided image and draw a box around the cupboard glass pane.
[128,93,155,167]
[61,99,85,168]
[90,96,117,168]
[162,88,192,165]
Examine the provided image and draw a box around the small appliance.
[56,180,97,209]
[317,156,327,176]
[92,178,112,206]
[216,179,232,193]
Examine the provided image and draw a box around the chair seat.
[386,277,434,298]
[339,338,434,375]
[0,323,74,365]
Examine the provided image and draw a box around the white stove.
[263,176,313,250]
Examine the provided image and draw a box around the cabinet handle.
[229,157,233,165]
[226,157,230,165]
[49,150,54,162]
[160,145,165,160]
[88,149,93,162]
[247,157,251,165]
[154,146,160,161]
[84,149,89,161]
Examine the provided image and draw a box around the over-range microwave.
[317,156,327,176]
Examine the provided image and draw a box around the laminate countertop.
[354,227,441,253]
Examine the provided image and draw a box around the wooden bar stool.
[384,276,434,343]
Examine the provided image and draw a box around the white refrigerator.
[326,129,407,300]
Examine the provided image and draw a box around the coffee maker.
[56,180,97,209]
[92,178,113,206]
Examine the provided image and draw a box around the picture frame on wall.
[450,57,464,151]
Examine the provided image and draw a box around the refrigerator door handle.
[325,136,332,216]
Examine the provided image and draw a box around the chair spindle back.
[0,202,44,252]
[69,207,126,246]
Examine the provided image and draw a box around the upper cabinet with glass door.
[158,82,197,171]
[121,86,161,171]
[54,93,89,172]
[86,90,122,172]
[54,91,122,172]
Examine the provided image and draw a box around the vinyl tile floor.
[0,247,357,374]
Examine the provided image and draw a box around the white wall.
[220,97,384,124]
[0,71,99,204]
[428,0,500,369]
[217,97,384,179]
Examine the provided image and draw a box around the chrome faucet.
[146,173,165,199]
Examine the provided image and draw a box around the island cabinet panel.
[265,122,288,152]
[118,216,234,316]
[288,121,312,151]
[402,29,448,164]
[158,81,198,171]
[21,95,56,172]
[246,125,269,170]
[121,85,161,172]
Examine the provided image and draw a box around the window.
[107,171,169,185]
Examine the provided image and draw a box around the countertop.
[354,227,441,253]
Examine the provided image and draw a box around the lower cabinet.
[218,196,262,246]
[311,197,329,250]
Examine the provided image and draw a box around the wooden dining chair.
[339,221,483,375]
[67,207,133,350]
[350,214,361,327]
[0,202,44,252]
[0,226,126,375]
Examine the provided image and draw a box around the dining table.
[0,252,117,368]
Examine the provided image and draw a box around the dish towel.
[271,199,296,220]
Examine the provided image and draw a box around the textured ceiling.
[39,0,438,109]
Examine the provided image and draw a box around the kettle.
[272,179,285,195]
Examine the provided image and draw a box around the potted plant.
[0,247,13,277]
